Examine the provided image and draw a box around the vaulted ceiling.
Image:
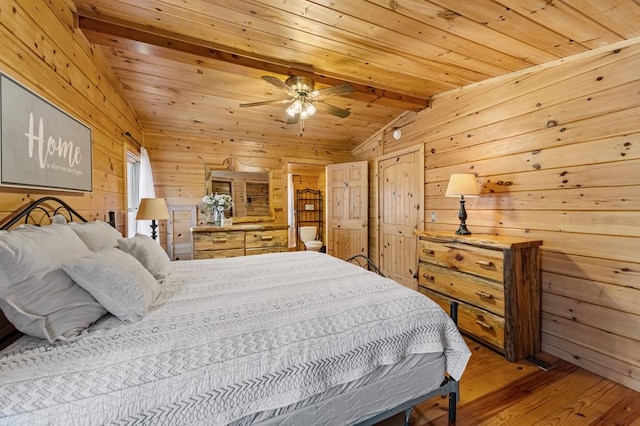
[73,0,640,150]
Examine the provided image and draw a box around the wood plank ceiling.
[73,0,640,149]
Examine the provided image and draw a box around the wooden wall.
[144,131,350,239]
[0,1,141,230]
[354,38,640,391]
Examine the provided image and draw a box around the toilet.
[298,226,323,251]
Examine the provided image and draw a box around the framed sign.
[0,73,92,192]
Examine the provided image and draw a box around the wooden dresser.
[414,231,542,362]
[192,224,288,259]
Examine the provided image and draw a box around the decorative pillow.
[0,224,107,342]
[118,234,171,280]
[67,220,123,252]
[63,248,161,322]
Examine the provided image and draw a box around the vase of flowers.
[202,193,232,226]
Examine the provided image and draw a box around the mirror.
[205,160,275,223]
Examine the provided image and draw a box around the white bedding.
[0,251,470,425]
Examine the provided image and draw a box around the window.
[126,152,140,237]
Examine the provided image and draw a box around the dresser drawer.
[420,287,505,352]
[418,239,504,283]
[194,231,245,251]
[245,229,288,249]
[194,249,245,259]
[246,246,287,256]
[418,263,504,316]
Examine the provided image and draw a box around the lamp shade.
[136,198,169,220]
[445,174,480,197]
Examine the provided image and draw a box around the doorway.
[286,161,327,250]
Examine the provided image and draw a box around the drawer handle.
[422,249,434,255]
[261,235,274,241]
[476,319,494,330]
[475,260,494,267]
[421,274,435,282]
[213,237,228,243]
[475,291,494,300]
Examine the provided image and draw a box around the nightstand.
[415,231,542,362]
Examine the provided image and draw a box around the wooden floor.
[380,338,640,426]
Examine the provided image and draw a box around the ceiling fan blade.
[239,98,292,108]
[261,76,299,97]
[286,113,300,125]
[313,83,355,99]
[314,101,351,118]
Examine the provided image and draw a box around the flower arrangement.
[202,193,233,212]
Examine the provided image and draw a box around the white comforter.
[0,251,470,425]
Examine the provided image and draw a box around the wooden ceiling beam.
[77,13,430,111]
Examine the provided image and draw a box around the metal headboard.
[0,197,116,230]
[0,197,88,230]
[345,254,385,277]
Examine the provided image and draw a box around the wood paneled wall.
[354,38,640,391]
[144,131,350,234]
[0,1,141,230]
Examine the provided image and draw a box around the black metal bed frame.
[345,254,386,276]
[346,254,461,426]
[0,197,115,230]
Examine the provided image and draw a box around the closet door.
[378,149,423,290]
[326,161,368,260]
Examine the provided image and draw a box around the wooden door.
[378,149,424,290]
[326,161,368,260]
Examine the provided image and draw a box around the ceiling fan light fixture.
[242,75,354,134]
[286,105,297,117]
[305,102,317,116]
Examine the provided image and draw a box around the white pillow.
[68,220,123,252]
[63,248,161,322]
[118,234,171,280]
[0,224,106,342]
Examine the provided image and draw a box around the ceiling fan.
[239,75,354,129]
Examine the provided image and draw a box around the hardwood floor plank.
[377,337,640,426]
[475,369,605,425]
[593,391,640,425]
[535,380,635,425]
[450,359,579,425]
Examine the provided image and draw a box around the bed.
[0,198,471,425]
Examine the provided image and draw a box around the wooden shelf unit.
[296,188,322,251]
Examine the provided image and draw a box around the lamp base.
[455,224,472,235]
[456,197,472,235]
[149,219,158,241]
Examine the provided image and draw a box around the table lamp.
[445,174,480,235]
[136,198,169,240]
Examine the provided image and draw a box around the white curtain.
[136,147,156,237]
[287,173,296,248]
